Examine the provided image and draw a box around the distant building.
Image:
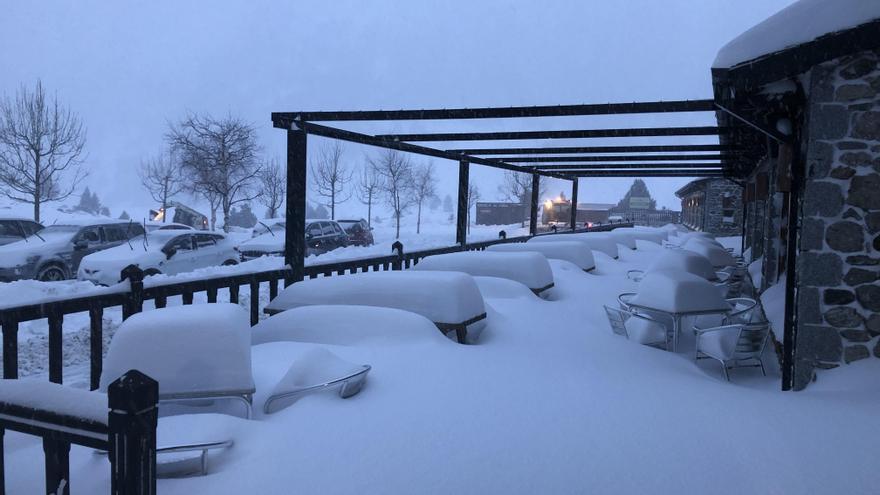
[149,202,209,230]
[540,198,615,226]
[475,202,527,226]
[675,178,743,235]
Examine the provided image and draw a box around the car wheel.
[222,259,238,266]
[37,264,67,282]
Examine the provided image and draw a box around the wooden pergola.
[272,99,741,282]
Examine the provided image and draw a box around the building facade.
[675,178,743,235]
[713,7,880,389]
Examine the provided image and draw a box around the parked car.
[336,219,374,246]
[237,219,349,261]
[78,230,239,286]
[0,218,44,246]
[144,221,194,232]
[0,220,145,282]
[251,218,286,238]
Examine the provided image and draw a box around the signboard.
[629,197,651,210]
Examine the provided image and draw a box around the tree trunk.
[330,189,335,220]
[416,202,422,234]
[33,156,41,223]
[366,194,372,228]
[395,211,400,239]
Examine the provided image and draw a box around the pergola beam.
[271,99,715,123]
[447,144,734,155]
[530,162,722,170]
[288,120,570,180]
[375,126,723,142]
[566,170,725,177]
[501,154,727,163]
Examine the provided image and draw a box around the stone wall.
[793,49,880,390]
[705,179,743,236]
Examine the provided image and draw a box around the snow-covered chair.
[100,304,256,418]
[694,322,771,380]
[603,305,667,349]
[264,271,487,344]
[263,348,371,414]
[487,240,596,271]
[608,230,637,250]
[412,251,555,295]
[626,270,644,282]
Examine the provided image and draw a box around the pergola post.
[285,129,307,286]
[529,173,540,236]
[456,159,469,245]
[569,178,579,230]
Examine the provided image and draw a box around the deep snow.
[3,236,878,494]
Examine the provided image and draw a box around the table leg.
[673,315,681,352]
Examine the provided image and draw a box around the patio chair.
[100,304,256,419]
[694,322,771,380]
[626,270,645,282]
[724,297,758,324]
[603,305,668,349]
[617,292,637,310]
[263,348,372,415]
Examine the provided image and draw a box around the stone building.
[675,178,743,235]
[712,2,880,390]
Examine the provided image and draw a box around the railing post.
[120,265,144,321]
[2,316,18,379]
[570,178,579,231]
[529,173,540,236]
[43,437,70,495]
[48,313,63,384]
[392,241,404,270]
[285,129,307,285]
[456,159,469,246]
[498,230,506,240]
[89,306,103,391]
[108,370,158,495]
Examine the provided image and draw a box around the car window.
[210,234,225,243]
[24,222,42,235]
[306,223,322,237]
[194,234,216,248]
[320,222,335,235]
[102,225,127,243]
[166,235,194,252]
[75,226,102,246]
[333,223,346,235]
[0,221,20,237]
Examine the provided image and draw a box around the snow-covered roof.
[713,0,880,69]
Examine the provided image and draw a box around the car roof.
[0,217,39,223]
[47,219,138,228]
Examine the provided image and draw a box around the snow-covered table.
[627,271,731,351]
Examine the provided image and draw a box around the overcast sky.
[0,0,795,218]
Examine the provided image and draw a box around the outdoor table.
[627,270,731,352]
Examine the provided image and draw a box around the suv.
[336,219,374,246]
[237,219,349,261]
[0,220,145,282]
[0,218,44,246]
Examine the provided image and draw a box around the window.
[0,221,20,237]
[75,226,102,246]
[167,235,194,252]
[102,225,127,242]
[194,234,217,248]
[321,222,336,235]
[307,223,323,237]
[23,222,42,236]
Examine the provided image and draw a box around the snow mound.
[264,271,487,334]
[0,379,107,424]
[473,276,541,300]
[486,241,595,271]
[0,279,122,310]
[630,270,730,314]
[647,249,718,281]
[683,238,736,268]
[268,348,366,399]
[99,304,255,396]
[713,0,880,68]
[608,230,637,250]
[529,232,619,259]
[251,305,448,346]
[412,251,554,292]
[617,227,667,245]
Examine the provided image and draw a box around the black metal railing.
[0,370,158,495]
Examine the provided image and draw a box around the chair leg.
[759,359,766,377]
[720,362,730,381]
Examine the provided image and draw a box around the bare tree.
[369,150,414,239]
[257,157,285,219]
[356,161,382,228]
[167,113,261,232]
[0,80,87,223]
[411,162,438,234]
[467,183,481,234]
[138,152,185,222]
[310,142,353,220]
[498,171,546,227]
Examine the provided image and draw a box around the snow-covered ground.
[3,238,878,494]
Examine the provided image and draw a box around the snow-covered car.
[337,219,374,246]
[144,221,194,232]
[78,230,239,285]
[0,218,44,246]
[237,219,348,261]
[77,229,238,285]
[251,218,286,238]
[0,220,145,282]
